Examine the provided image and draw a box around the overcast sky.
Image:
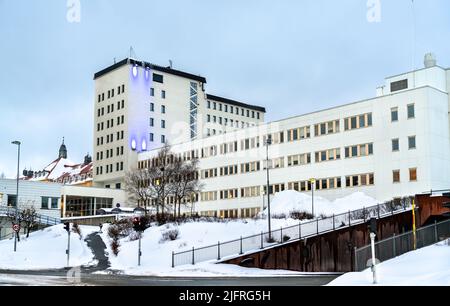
[0,0,449,178]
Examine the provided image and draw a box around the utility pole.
[265,135,272,241]
[64,222,71,267]
[310,178,316,217]
[11,141,21,252]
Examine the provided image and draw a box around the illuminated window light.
[145,67,150,80]
[131,139,137,150]
[132,65,138,77]
[142,139,147,151]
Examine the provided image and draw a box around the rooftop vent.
[424,53,437,68]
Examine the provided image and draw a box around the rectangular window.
[161,135,166,143]
[409,168,417,181]
[161,90,166,99]
[153,73,164,83]
[150,118,154,127]
[213,102,217,110]
[219,104,222,111]
[150,88,154,96]
[41,197,49,209]
[207,114,211,122]
[207,101,211,109]
[149,133,154,142]
[391,107,398,122]
[408,136,416,149]
[344,113,372,131]
[161,120,166,129]
[393,170,400,183]
[392,139,399,152]
[407,104,415,119]
[150,103,154,112]
[161,105,166,114]
[51,198,58,209]
[391,79,408,92]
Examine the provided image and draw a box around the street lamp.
[309,178,316,217]
[265,135,272,241]
[11,140,21,252]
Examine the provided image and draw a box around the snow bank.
[101,218,301,276]
[328,240,450,286]
[0,225,97,270]
[261,191,378,218]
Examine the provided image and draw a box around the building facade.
[92,58,266,189]
[138,55,450,218]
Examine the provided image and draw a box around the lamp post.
[265,135,272,241]
[11,141,21,252]
[309,178,316,217]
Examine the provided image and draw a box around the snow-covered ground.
[0,225,97,270]
[328,240,450,286]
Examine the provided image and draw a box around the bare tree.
[171,157,203,218]
[20,207,38,238]
[125,168,155,214]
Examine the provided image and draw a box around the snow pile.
[261,191,378,218]
[0,225,97,270]
[328,239,450,286]
[101,218,300,276]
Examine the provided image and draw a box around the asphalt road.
[0,270,339,286]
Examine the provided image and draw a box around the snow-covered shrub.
[290,211,314,220]
[128,231,141,242]
[111,240,120,256]
[160,224,179,243]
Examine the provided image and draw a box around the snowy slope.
[0,225,97,270]
[328,240,450,286]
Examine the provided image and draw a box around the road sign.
[12,224,20,232]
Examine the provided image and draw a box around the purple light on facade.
[131,139,137,150]
[132,65,138,77]
[141,139,147,151]
[145,67,150,80]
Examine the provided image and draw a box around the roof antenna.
[169,60,173,69]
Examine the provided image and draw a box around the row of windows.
[314,120,340,137]
[392,136,416,151]
[148,133,166,144]
[391,104,415,122]
[96,131,124,146]
[41,197,59,209]
[96,146,124,161]
[206,115,256,129]
[220,165,238,176]
[95,162,124,175]
[207,100,261,120]
[393,168,418,183]
[345,143,374,158]
[344,113,372,131]
[97,84,125,103]
[97,100,125,118]
[150,103,166,113]
[150,87,166,99]
[96,115,125,132]
[315,148,341,163]
[150,118,166,129]
[220,141,238,154]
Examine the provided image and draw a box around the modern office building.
[93,58,266,189]
[137,54,450,218]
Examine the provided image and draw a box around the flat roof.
[94,58,207,83]
[206,94,266,113]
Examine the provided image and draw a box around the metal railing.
[0,206,61,226]
[172,198,413,267]
[354,218,450,271]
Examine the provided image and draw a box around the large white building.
[93,58,266,189]
[137,54,450,218]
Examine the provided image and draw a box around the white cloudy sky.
[0,0,449,178]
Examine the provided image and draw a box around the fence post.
[299,222,301,239]
[348,210,351,227]
[240,236,243,255]
[333,214,335,230]
[316,219,319,235]
[434,221,438,243]
[363,207,366,222]
[354,247,358,272]
[260,231,264,249]
[217,241,221,260]
[392,234,396,257]
[280,227,283,244]
[172,251,174,268]
[192,246,195,265]
[377,204,380,219]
